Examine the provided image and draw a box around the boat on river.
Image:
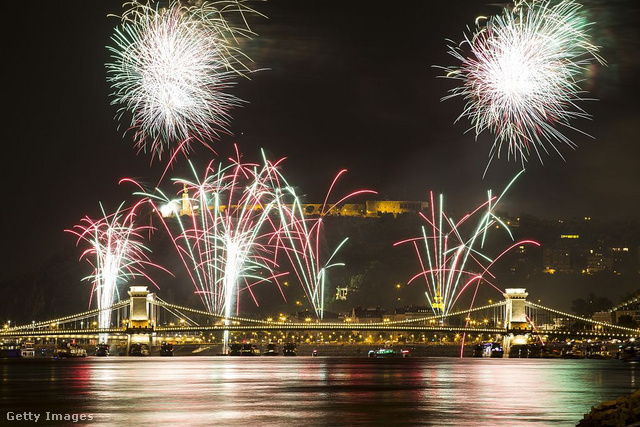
[473,342,503,358]
[54,341,87,358]
[228,343,261,356]
[561,343,585,359]
[1,341,22,358]
[20,342,35,358]
[129,343,149,356]
[509,344,542,358]
[160,342,174,356]
[263,343,279,356]
[368,348,410,358]
[95,343,110,357]
[586,343,614,359]
[241,344,261,356]
[619,340,640,362]
[228,343,242,356]
[282,343,297,356]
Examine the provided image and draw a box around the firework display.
[441,0,604,168]
[273,168,376,320]
[395,172,539,321]
[133,148,374,322]
[106,0,256,161]
[67,201,166,341]
[62,0,598,343]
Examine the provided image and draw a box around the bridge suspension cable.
[382,301,506,326]
[151,299,273,325]
[525,301,640,335]
[7,299,131,331]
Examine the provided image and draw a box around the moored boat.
[129,343,149,356]
[586,343,614,359]
[368,348,410,358]
[509,344,542,358]
[228,343,242,356]
[263,343,278,356]
[1,341,22,358]
[54,341,87,358]
[20,342,35,358]
[619,340,640,362]
[160,342,174,356]
[282,343,297,356]
[561,343,585,359]
[240,343,261,356]
[95,343,110,357]
[474,342,504,358]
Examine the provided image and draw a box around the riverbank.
[578,389,640,427]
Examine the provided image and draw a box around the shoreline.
[578,389,640,427]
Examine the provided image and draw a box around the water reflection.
[1,358,637,426]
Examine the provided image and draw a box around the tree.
[571,293,612,316]
[571,298,588,316]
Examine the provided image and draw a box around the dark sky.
[2,0,639,279]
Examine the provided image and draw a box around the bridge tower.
[126,286,156,353]
[502,288,531,357]
[179,183,193,216]
[430,287,446,325]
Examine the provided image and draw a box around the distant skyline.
[2,0,639,280]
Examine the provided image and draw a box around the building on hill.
[604,294,640,324]
[296,200,428,218]
[613,303,640,324]
[592,311,614,324]
[160,198,429,219]
[364,201,429,217]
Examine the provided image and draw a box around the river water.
[1,357,638,426]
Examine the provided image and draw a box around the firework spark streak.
[129,147,374,351]
[106,0,256,162]
[440,0,604,169]
[395,171,539,322]
[271,169,376,320]
[67,201,167,342]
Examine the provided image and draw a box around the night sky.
[2,0,639,281]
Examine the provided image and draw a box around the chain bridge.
[2,286,638,356]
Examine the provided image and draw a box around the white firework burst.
[107,0,256,161]
[441,0,604,169]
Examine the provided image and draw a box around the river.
[1,357,638,426]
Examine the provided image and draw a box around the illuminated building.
[592,311,614,324]
[586,246,614,274]
[161,199,429,218]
